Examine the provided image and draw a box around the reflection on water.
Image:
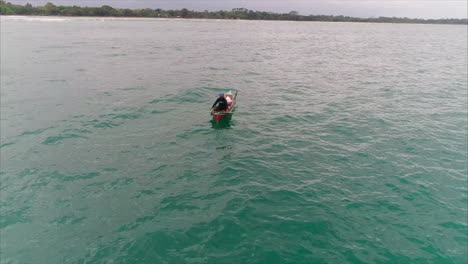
[210,116,234,129]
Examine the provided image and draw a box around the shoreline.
[1,14,467,26]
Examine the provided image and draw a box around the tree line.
[1,1,467,25]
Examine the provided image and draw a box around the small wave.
[439,221,467,231]
[0,207,31,228]
[110,178,134,189]
[272,114,303,123]
[208,67,229,71]
[246,71,261,76]
[0,142,15,148]
[108,53,127,57]
[103,168,118,172]
[117,216,155,232]
[63,129,92,134]
[150,109,170,114]
[51,215,86,225]
[119,86,146,91]
[42,134,87,145]
[85,121,120,128]
[150,89,207,104]
[112,113,141,120]
[47,171,100,182]
[135,190,156,198]
[20,128,48,136]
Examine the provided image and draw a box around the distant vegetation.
[1,1,467,25]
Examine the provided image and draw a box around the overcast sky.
[8,0,468,19]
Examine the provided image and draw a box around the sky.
[7,0,468,19]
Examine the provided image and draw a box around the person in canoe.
[211,93,228,111]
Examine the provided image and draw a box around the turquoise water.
[1,16,467,264]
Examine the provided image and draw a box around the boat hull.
[212,112,233,122]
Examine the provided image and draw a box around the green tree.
[67,6,82,16]
[180,8,190,18]
[121,9,135,17]
[44,2,57,15]
[0,1,14,15]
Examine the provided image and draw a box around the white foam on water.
[1,15,70,22]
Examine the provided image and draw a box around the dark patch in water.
[42,134,87,145]
[109,53,127,57]
[48,171,100,182]
[246,71,261,76]
[208,67,229,71]
[272,115,302,123]
[83,118,121,128]
[151,110,170,114]
[52,215,87,225]
[146,165,169,176]
[149,89,206,105]
[91,121,120,128]
[0,208,31,228]
[19,168,39,177]
[0,142,15,148]
[137,190,156,197]
[149,99,162,104]
[112,114,141,120]
[117,215,155,232]
[63,129,92,134]
[120,86,146,91]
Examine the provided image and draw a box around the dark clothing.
[212,96,228,111]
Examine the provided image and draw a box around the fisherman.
[211,93,228,111]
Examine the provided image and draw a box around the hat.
[218,93,224,97]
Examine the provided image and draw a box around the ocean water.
[1,16,467,264]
